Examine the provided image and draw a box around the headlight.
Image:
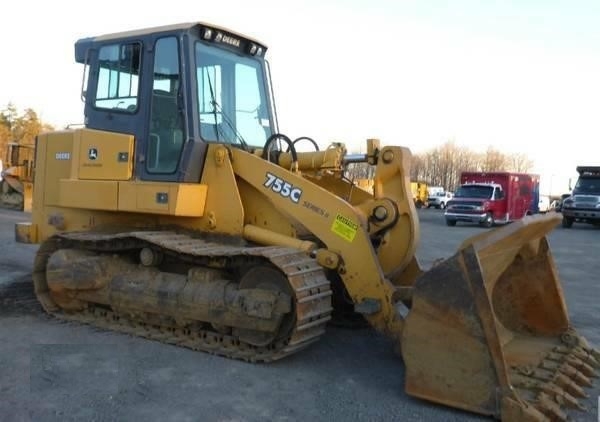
[563,200,573,208]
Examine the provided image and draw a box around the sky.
[1,0,599,195]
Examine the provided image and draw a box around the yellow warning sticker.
[331,213,359,242]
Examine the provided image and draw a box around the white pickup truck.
[427,191,454,209]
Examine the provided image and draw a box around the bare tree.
[507,153,534,172]
[481,147,508,172]
[345,140,533,194]
[411,141,534,192]
[345,162,373,181]
[410,154,425,181]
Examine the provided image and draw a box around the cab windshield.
[455,185,494,199]
[574,177,600,194]
[195,42,273,148]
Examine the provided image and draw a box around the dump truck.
[1,142,35,211]
[561,166,600,228]
[15,22,598,421]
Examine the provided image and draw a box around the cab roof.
[74,22,267,63]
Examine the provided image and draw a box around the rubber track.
[33,231,333,362]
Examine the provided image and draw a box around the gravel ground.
[0,208,598,422]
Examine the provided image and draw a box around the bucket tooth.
[565,356,597,378]
[501,396,549,421]
[589,347,600,362]
[539,382,586,411]
[572,347,599,368]
[553,345,600,369]
[540,359,593,388]
[547,352,598,378]
[554,373,588,399]
[561,331,600,362]
[552,346,600,368]
[517,376,587,412]
[559,363,593,388]
[536,393,568,421]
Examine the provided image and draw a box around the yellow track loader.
[1,142,34,211]
[410,181,428,208]
[15,22,598,421]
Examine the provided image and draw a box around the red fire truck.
[444,172,540,227]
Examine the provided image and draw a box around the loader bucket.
[401,213,599,421]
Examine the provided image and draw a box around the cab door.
[138,36,187,183]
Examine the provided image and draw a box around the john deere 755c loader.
[16,23,598,421]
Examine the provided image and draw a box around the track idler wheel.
[235,265,296,346]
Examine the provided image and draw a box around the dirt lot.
[0,208,598,422]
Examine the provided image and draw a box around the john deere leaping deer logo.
[88,148,98,161]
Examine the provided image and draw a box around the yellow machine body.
[410,181,428,208]
[1,142,35,211]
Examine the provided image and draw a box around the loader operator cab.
[75,23,275,183]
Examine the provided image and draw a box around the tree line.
[410,141,533,191]
[346,141,533,192]
[0,103,54,162]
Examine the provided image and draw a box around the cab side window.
[95,43,141,112]
[147,37,185,174]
